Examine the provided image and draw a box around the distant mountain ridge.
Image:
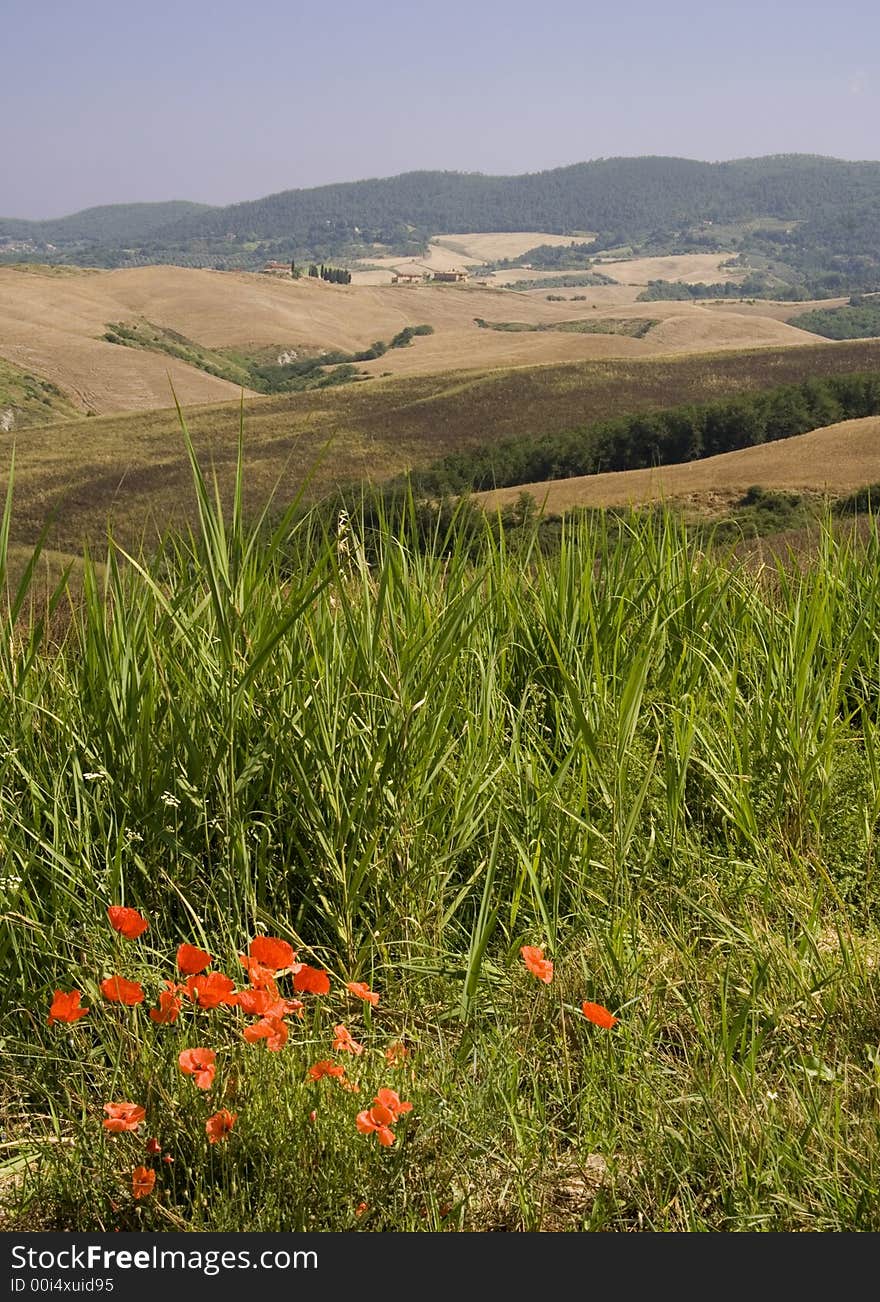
[5,155,879,242]
[155,154,880,241]
[3,155,879,296]
[0,200,213,245]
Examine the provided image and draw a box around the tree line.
[789,299,880,340]
[308,263,352,284]
[396,372,880,496]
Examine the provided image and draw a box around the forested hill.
[154,154,880,243]
[3,156,880,293]
[0,200,213,246]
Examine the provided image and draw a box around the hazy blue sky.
[2,0,878,218]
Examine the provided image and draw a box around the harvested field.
[1,263,825,413]
[591,252,746,286]
[431,231,593,261]
[641,310,813,352]
[351,231,589,284]
[478,417,880,514]
[0,267,251,414]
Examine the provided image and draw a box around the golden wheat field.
[350,231,589,283]
[478,417,880,514]
[591,252,745,286]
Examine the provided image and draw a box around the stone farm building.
[260,261,292,276]
[391,268,429,285]
[391,267,469,285]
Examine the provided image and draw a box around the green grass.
[498,272,617,290]
[473,317,657,338]
[0,358,78,429]
[511,487,816,556]
[2,424,880,1231]
[104,320,256,387]
[103,318,435,394]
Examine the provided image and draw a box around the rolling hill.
[0,262,824,418]
[6,338,880,557]
[48,156,880,244]
[478,416,880,514]
[0,200,211,246]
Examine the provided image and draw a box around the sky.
[1,0,878,219]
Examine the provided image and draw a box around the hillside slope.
[116,155,880,244]
[0,200,212,245]
[478,417,880,513]
[7,339,880,555]
[0,264,821,414]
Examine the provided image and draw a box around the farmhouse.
[391,268,429,285]
[260,261,292,276]
[431,269,469,283]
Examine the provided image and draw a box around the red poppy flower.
[581,1001,619,1029]
[249,936,297,972]
[145,1137,162,1156]
[308,1060,346,1082]
[355,1201,368,1217]
[149,983,182,1025]
[238,955,278,992]
[103,1102,146,1133]
[178,1048,216,1089]
[107,906,149,939]
[356,1110,396,1146]
[176,943,212,975]
[272,997,305,1018]
[346,981,379,1006]
[385,1041,408,1066]
[293,964,331,996]
[374,1087,413,1122]
[184,972,237,1009]
[368,1099,395,1127]
[242,1015,288,1052]
[520,945,554,984]
[332,1024,363,1055]
[355,1109,378,1135]
[205,1110,237,1143]
[132,1166,155,1200]
[47,989,89,1025]
[237,988,272,1017]
[100,975,145,1005]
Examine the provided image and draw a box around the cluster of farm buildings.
[390,267,469,284]
[258,261,470,283]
